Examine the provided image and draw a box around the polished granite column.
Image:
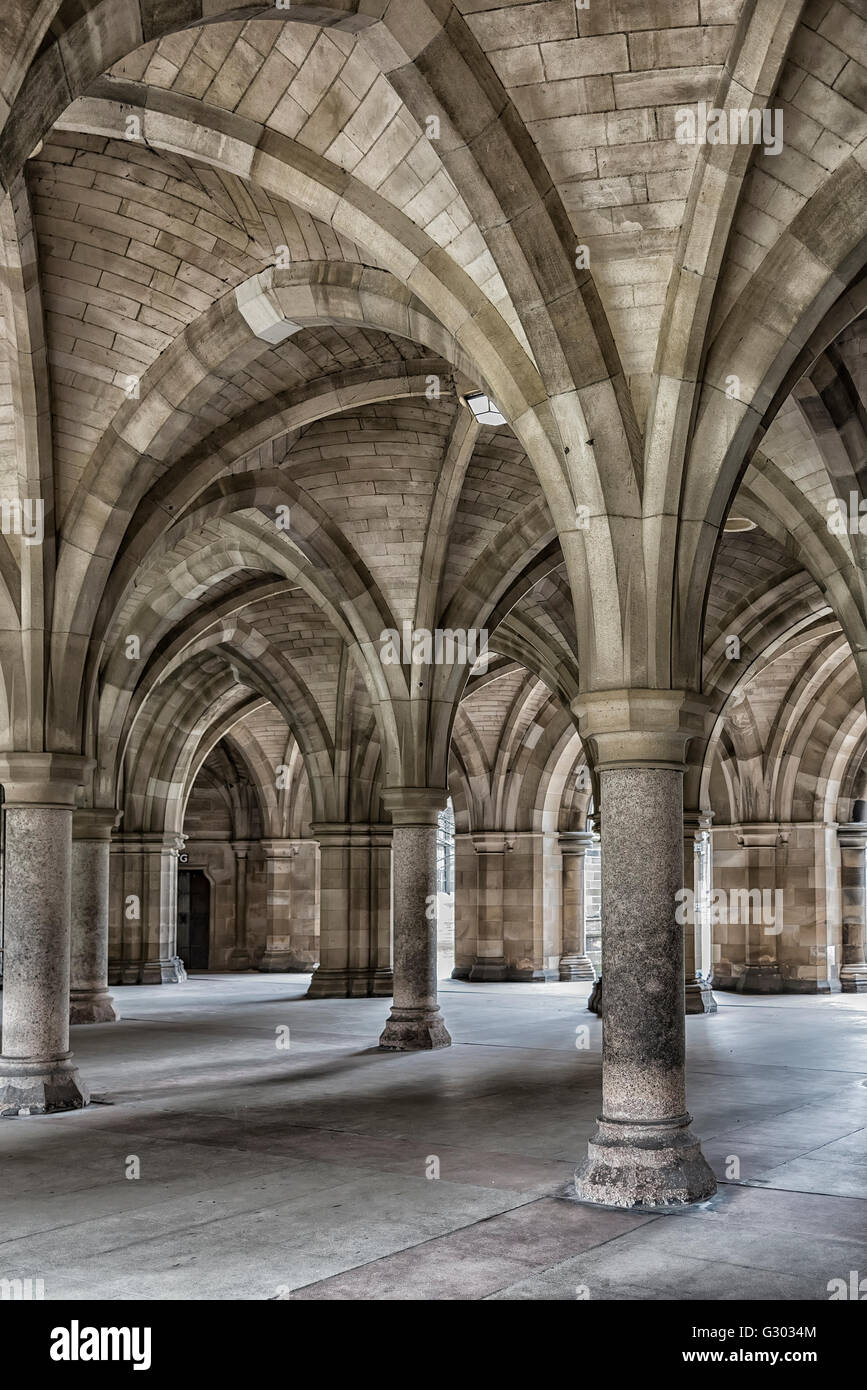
[0,753,92,1113]
[571,692,716,1207]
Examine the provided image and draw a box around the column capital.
[471,831,514,854]
[0,752,94,807]
[380,787,447,826]
[838,823,867,849]
[311,822,368,847]
[72,808,121,840]
[734,822,790,848]
[259,838,299,859]
[684,809,713,840]
[559,829,596,855]
[570,689,707,771]
[116,831,184,853]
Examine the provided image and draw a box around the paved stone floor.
[2,975,867,1300]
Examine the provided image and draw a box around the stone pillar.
[683,812,716,1014]
[306,825,392,997]
[369,827,394,997]
[379,789,451,1050]
[70,809,119,1024]
[468,831,511,981]
[505,830,551,979]
[0,753,92,1114]
[258,839,298,971]
[109,832,186,983]
[451,831,476,980]
[737,824,786,993]
[839,823,867,992]
[571,692,716,1207]
[559,830,596,981]
[227,841,251,970]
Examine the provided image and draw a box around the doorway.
[177,869,211,971]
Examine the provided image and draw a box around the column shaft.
[468,832,509,981]
[306,826,392,998]
[0,754,92,1114]
[70,810,119,1024]
[379,789,450,1050]
[228,841,251,970]
[571,690,715,1208]
[839,825,867,992]
[258,840,297,971]
[559,830,596,981]
[683,813,716,1014]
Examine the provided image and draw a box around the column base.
[0,1057,89,1116]
[685,977,717,1015]
[782,976,837,994]
[379,1006,452,1051]
[451,965,471,980]
[371,969,394,998]
[226,949,251,971]
[510,965,558,982]
[587,978,603,1014]
[841,965,867,993]
[559,954,596,983]
[305,968,391,999]
[306,968,349,998]
[140,956,187,984]
[69,988,118,1025]
[258,949,294,972]
[574,1117,717,1209]
[468,956,508,982]
[738,963,783,993]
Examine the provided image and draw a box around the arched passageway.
[2,0,867,1307]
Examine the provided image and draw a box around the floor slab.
[2,974,867,1300]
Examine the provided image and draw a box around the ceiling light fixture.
[464,391,507,426]
[723,516,757,533]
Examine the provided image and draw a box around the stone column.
[738,824,786,993]
[0,753,92,1114]
[683,812,716,1014]
[451,831,476,980]
[258,839,297,971]
[306,825,392,997]
[369,827,394,997]
[839,822,867,992]
[571,692,716,1207]
[227,841,251,970]
[70,809,119,1024]
[108,832,186,983]
[468,831,511,981]
[379,789,451,1050]
[559,830,596,981]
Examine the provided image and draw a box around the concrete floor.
[3,975,867,1300]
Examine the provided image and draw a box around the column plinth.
[570,693,716,1208]
[379,790,451,1051]
[0,754,93,1114]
